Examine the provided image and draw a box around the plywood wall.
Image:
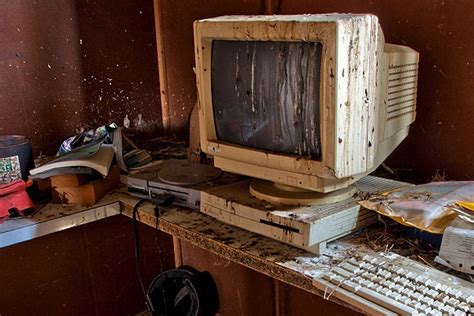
[0,216,174,315]
[0,0,162,156]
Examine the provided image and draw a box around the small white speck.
[47,64,51,69]
[74,111,78,115]
[139,10,143,14]
[98,96,102,101]
[17,27,20,32]
[79,39,83,45]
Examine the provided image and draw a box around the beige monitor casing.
[194,14,419,193]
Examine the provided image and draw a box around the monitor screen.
[211,40,323,160]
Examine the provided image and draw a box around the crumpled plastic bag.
[359,181,474,234]
[58,123,118,155]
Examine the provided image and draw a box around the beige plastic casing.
[194,14,419,193]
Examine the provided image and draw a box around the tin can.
[0,135,34,184]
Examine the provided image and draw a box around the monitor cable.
[152,194,175,315]
[131,194,175,313]
[132,198,150,300]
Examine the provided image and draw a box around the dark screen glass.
[211,40,322,160]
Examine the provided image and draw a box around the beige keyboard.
[312,251,474,315]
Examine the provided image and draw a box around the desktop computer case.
[201,176,410,254]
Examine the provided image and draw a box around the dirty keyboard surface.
[312,251,474,315]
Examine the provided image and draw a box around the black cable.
[154,205,168,314]
[133,194,174,314]
[152,194,174,315]
[132,198,149,303]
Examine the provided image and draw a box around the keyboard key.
[401,288,412,297]
[398,277,410,287]
[441,305,455,314]
[458,302,470,312]
[388,291,402,301]
[340,280,362,293]
[452,290,463,299]
[426,289,438,298]
[362,254,378,264]
[392,284,404,293]
[323,272,343,284]
[421,296,434,306]
[439,285,451,294]
[415,275,424,282]
[357,286,417,316]
[378,287,391,296]
[446,297,460,308]
[339,262,361,274]
[406,299,421,309]
[431,301,443,309]
[417,285,430,295]
[347,258,362,267]
[433,282,443,290]
[424,279,433,288]
[417,303,429,312]
[411,292,423,301]
[333,267,352,279]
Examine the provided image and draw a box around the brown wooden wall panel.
[0,0,86,155]
[0,216,174,316]
[180,241,276,316]
[0,0,161,156]
[279,282,362,316]
[76,0,162,133]
[277,0,474,181]
[156,0,265,134]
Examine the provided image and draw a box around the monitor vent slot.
[387,63,418,121]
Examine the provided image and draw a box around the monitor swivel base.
[250,180,357,205]
[200,176,410,255]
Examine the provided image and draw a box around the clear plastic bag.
[359,181,474,234]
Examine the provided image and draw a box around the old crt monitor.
[194,14,419,205]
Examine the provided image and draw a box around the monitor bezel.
[194,18,337,178]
